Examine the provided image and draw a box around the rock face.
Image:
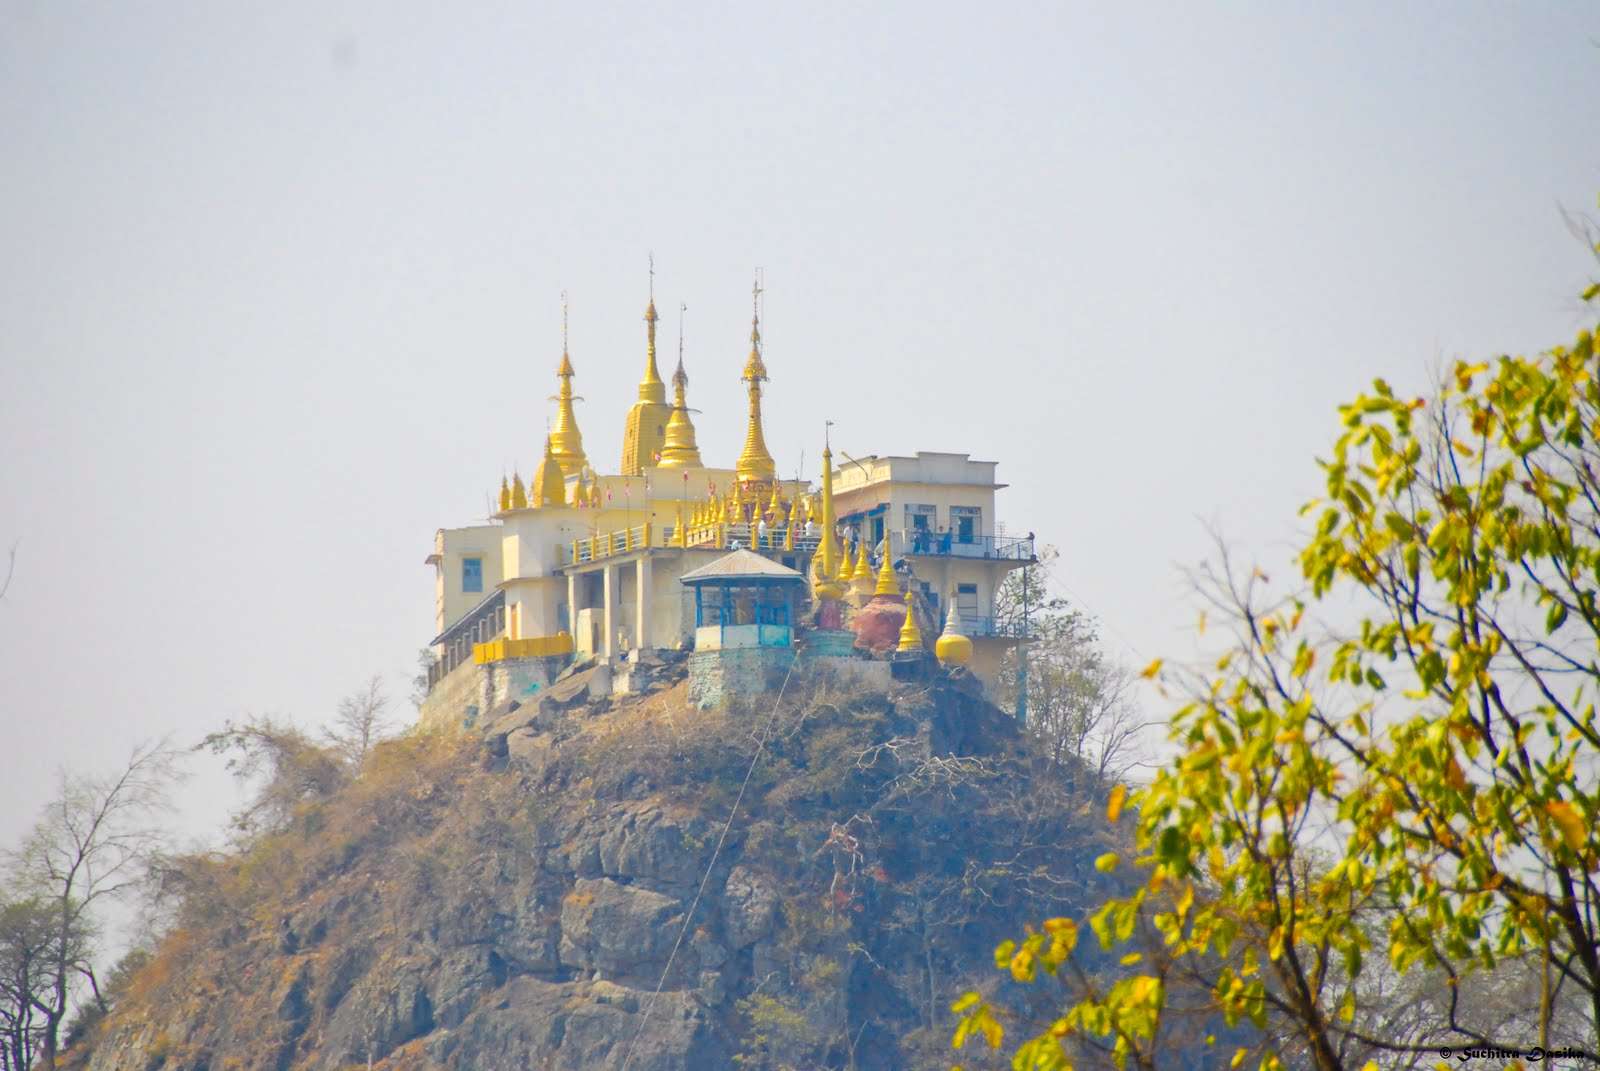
[71,674,1121,1071]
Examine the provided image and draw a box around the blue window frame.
[462,557,484,594]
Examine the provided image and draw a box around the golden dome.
[935,603,973,667]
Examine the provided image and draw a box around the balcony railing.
[563,523,665,565]
[889,529,1034,562]
[427,590,508,689]
[560,522,823,565]
[957,615,1031,640]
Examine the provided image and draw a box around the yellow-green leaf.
[1107,783,1128,823]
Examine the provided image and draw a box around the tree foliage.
[957,284,1600,1069]
[198,716,349,840]
[994,547,1152,790]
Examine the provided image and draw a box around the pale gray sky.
[2,2,1597,846]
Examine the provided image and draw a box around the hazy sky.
[2,2,1597,847]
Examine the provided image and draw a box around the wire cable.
[617,647,804,1071]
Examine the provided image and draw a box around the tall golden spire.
[734,273,777,484]
[814,428,841,585]
[658,302,703,468]
[548,293,588,477]
[621,256,673,475]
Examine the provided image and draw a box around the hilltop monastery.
[419,279,1034,728]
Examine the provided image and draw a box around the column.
[567,574,578,636]
[635,555,653,650]
[602,564,618,660]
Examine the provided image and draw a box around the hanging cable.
[617,647,805,1071]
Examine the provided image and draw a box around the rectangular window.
[951,506,981,544]
[462,557,484,593]
[905,503,936,530]
[957,583,980,618]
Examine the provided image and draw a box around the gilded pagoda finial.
[549,292,588,476]
[734,271,776,483]
[620,260,672,474]
[510,471,528,510]
[811,426,847,609]
[639,256,666,404]
[499,475,512,513]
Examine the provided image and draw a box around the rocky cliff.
[68,664,1120,1070]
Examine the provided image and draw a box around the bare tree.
[0,542,16,603]
[1,742,181,1069]
[993,546,1155,789]
[326,676,392,767]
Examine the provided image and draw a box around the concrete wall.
[418,655,555,733]
[687,647,893,708]
[687,647,793,708]
[432,525,505,637]
[968,639,1010,693]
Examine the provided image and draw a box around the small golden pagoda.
[874,535,900,597]
[850,540,875,604]
[658,344,703,468]
[531,436,567,508]
[897,587,925,653]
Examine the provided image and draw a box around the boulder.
[722,865,779,949]
[558,878,684,980]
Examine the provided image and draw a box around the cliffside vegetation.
[41,662,1144,1071]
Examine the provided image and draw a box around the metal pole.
[1015,560,1029,728]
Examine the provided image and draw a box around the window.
[905,504,936,530]
[957,583,979,618]
[951,506,981,544]
[462,556,484,593]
